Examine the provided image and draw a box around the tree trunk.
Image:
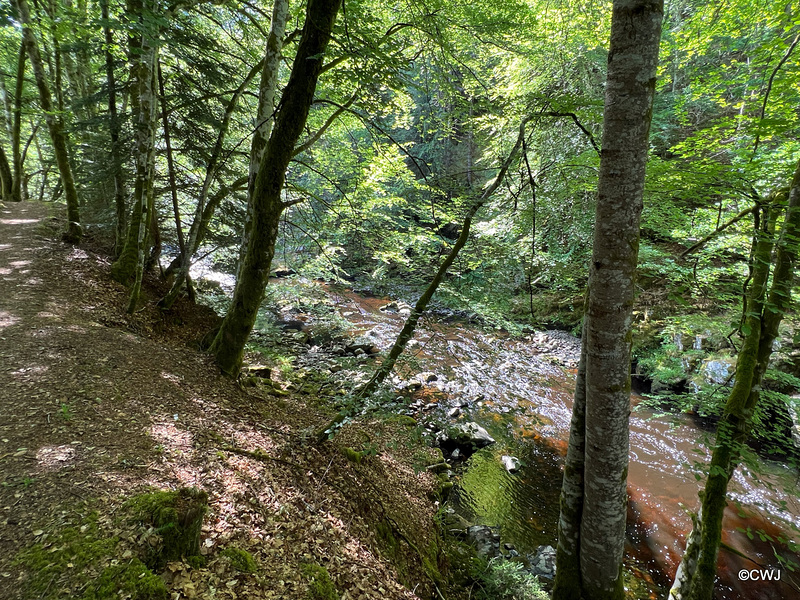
[236,0,290,279]
[209,0,342,376]
[156,60,191,298]
[110,0,159,298]
[553,2,663,599]
[15,0,82,240]
[101,0,127,256]
[553,316,588,600]
[12,39,26,203]
[671,162,800,600]
[158,56,266,309]
[0,144,14,202]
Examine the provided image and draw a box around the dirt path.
[0,202,437,600]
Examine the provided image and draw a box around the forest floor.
[0,201,447,600]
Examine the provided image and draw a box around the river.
[193,267,800,599]
[317,283,800,600]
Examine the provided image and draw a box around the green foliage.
[301,563,338,600]
[82,559,168,600]
[637,345,689,387]
[221,547,257,573]
[470,557,549,600]
[14,512,166,600]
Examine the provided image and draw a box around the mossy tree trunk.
[670,161,800,600]
[553,2,663,599]
[15,0,82,240]
[209,0,342,376]
[236,0,290,277]
[12,38,26,203]
[0,144,14,203]
[0,68,18,203]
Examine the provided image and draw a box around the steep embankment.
[0,201,443,600]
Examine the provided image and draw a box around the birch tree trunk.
[15,0,81,240]
[101,0,127,255]
[553,2,663,599]
[110,0,159,313]
[236,0,289,278]
[671,162,800,600]
[210,0,342,376]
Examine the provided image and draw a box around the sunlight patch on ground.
[0,243,11,250]
[150,419,194,456]
[36,444,76,469]
[65,248,90,261]
[10,364,49,377]
[35,311,59,319]
[160,371,183,384]
[0,218,39,225]
[0,311,19,327]
[8,260,31,268]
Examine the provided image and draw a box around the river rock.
[438,422,495,455]
[527,545,556,580]
[417,372,438,383]
[466,525,500,558]
[271,266,297,277]
[274,318,305,332]
[701,357,735,386]
[379,300,413,315]
[346,340,380,355]
[501,455,521,473]
[244,364,271,379]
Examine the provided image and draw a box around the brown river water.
[318,284,800,600]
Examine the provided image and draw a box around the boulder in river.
[379,300,412,315]
[501,455,521,473]
[437,422,495,456]
[527,545,556,581]
[345,340,380,355]
[466,525,500,558]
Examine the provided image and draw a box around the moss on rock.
[342,446,364,464]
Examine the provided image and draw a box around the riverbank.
[0,202,454,600]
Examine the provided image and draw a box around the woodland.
[0,0,799,599]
